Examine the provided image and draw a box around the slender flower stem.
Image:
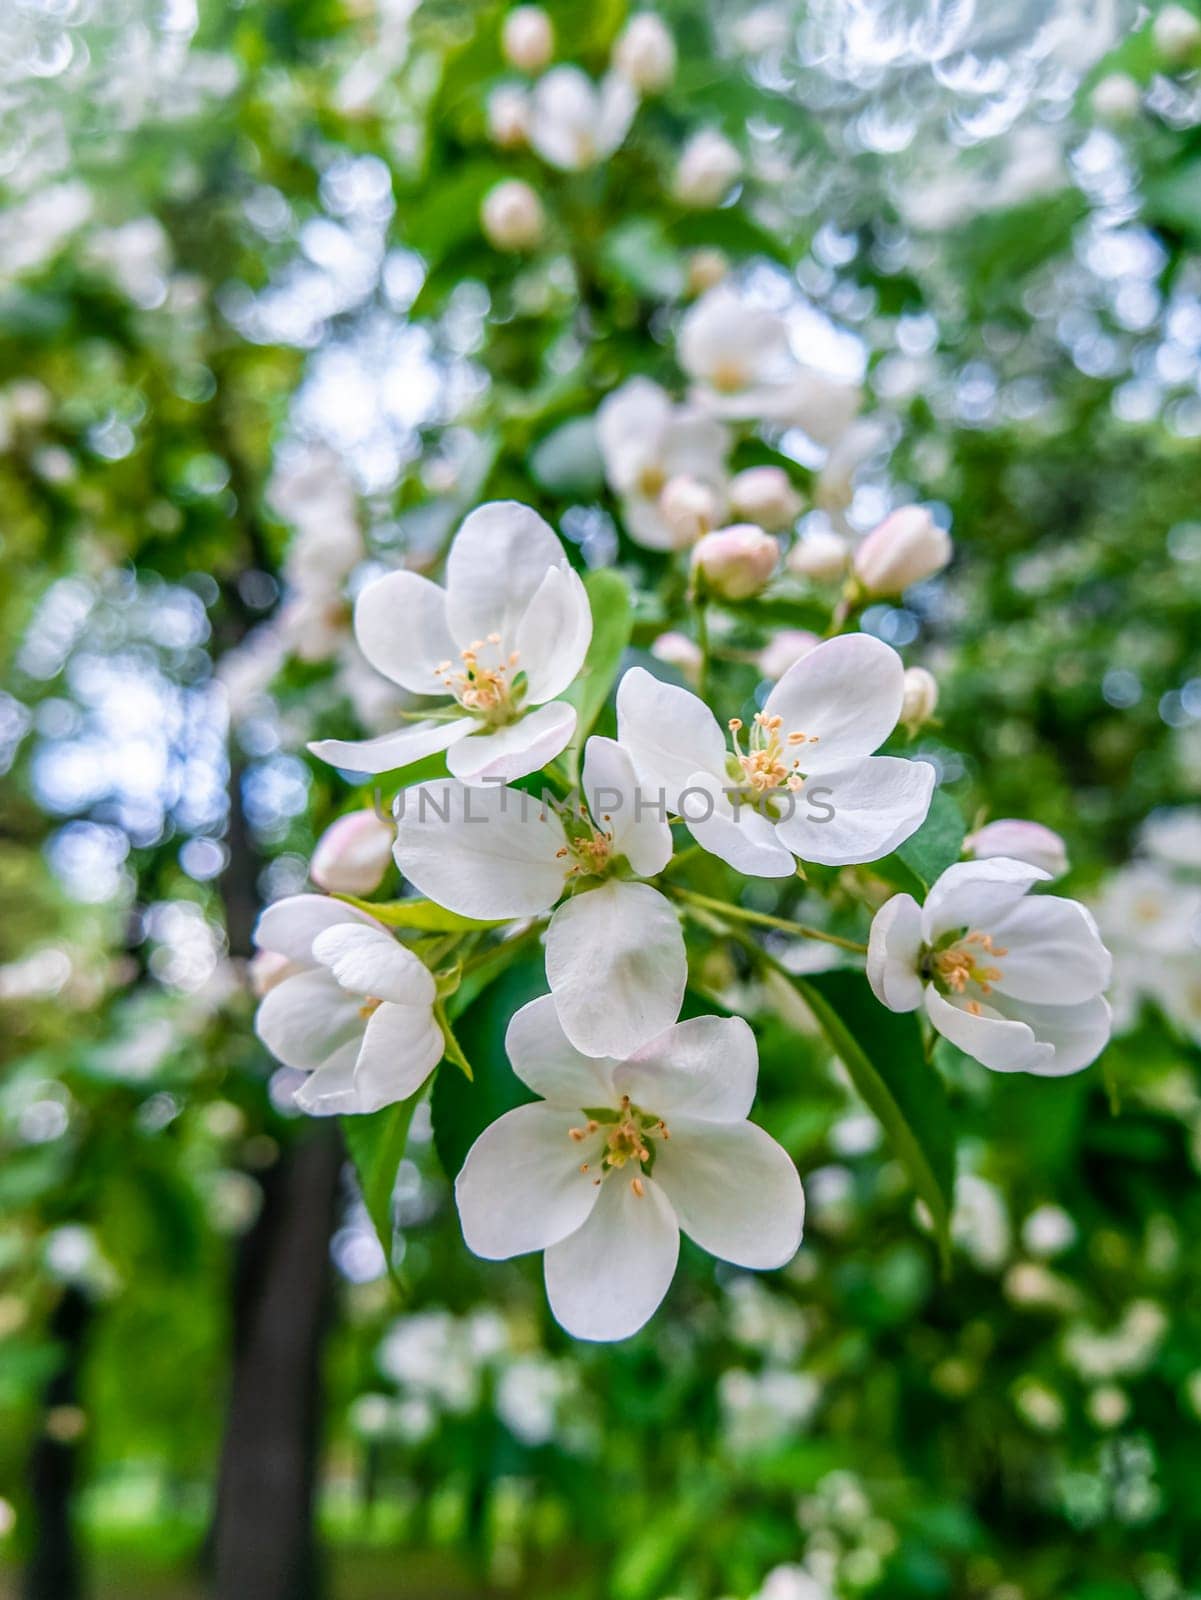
[667,885,867,953]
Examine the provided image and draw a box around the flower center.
[554,799,618,881]
[926,929,1008,1010]
[568,1095,670,1197]
[358,996,383,1019]
[726,713,819,799]
[637,462,666,498]
[435,634,525,724]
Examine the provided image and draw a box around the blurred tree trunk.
[23,1285,90,1600]
[210,1126,342,1600]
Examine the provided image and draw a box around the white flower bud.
[658,474,723,546]
[613,13,676,92]
[487,84,531,148]
[7,380,52,426]
[786,528,850,583]
[964,819,1069,879]
[1091,72,1141,122]
[757,628,818,680]
[502,5,554,71]
[673,129,742,209]
[686,248,728,294]
[727,466,802,532]
[310,808,396,896]
[852,506,951,597]
[900,666,939,731]
[650,629,703,682]
[1153,3,1201,60]
[481,179,546,251]
[691,523,778,600]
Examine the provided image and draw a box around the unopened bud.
[311,808,396,895]
[687,248,729,295]
[481,179,546,251]
[852,506,951,597]
[613,13,676,92]
[658,474,723,546]
[900,666,939,731]
[650,630,703,683]
[1091,72,1141,122]
[674,129,743,209]
[964,819,1069,879]
[787,528,850,583]
[758,628,818,680]
[487,84,531,148]
[691,524,778,600]
[502,5,554,71]
[728,465,802,532]
[1153,3,1201,61]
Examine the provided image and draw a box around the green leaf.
[529,416,605,495]
[336,895,503,932]
[341,1097,420,1268]
[894,788,967,893]
[563,568,634,768]
[599,216,686,300]
[787,968,956,1264]
[435,1001,474,1080]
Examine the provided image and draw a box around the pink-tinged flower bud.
[852,506,951,597]
[311,809,396,896]
[727,466,803,532]
[658,474,723,546]
[650,630,703,683]
[686,248,728,295]
[613,13,676,92]
[481,179,545,251]
[901,666,939,731]
[757,628,818,680]
[1154,3,1201,61]
[786,528,849,582]
[248,949,298,998]
[502,5,554,71]
[691,524,778,600]
[487,85,531,148]
[673,129,743,208]
[964,819,1069,879]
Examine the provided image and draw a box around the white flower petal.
[866,893,925,1012]
[310,922,436,1007]
[616,665,727,810]
[544,1175,679,1341]
[924,988,1049,1074]
[545,881,687,1058]
[622,494,688,552]
[678,287,785,386]
[446,700,577,785]
[255,969,363,1071]
[392,778,568,919]
[515,565,592,704]
[445,501,571,648]
[253,893,380,964]
[990,994,1112,1076]
[456,1103,602,1258]
[505,996,618,1106]
[348,1000,445,1108]
[291,1038,367,1116]
[987,896,1112,1004]
[619,1015,759,1122]
[660,407,731,480]
[597,378,672,494]
[528,66,601,170]
[595,71,638,155]
[922,857,1052,944]
[764,633,904,769]
[353,570,456,694]
[679,769,797,877]
[309,717,474,776]
[773,756,936,867]
[651,1117,804,1269]
[582,735,673,878]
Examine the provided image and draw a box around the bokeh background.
[2,1,1201,1598]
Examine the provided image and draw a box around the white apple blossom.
[480,179,545,251]
[867,858,1112,1076]
[727,466,803,532]
[673,128,743,208]
[1091,72,1141,122]
[596,377,729,550]
[310,808,396,896]
[487,84,531,148]
[501,5,554,72]
[528,67,638,171]
[691,524,778,599]
[650,630,703,682]
[686,247,729,294]
[309,502,590,783]
[658,475,725,546]
[253,896,442,1114]
[616,635,936,875]
[612,13,676,93]
[1153,3,1201,60]
[391,737,685,1057]
[900,666,939,733]
[787,528,850,583]
[852,506,951,597]
[965,818,1068,879]
[757,628,818,681]
[678,285,861,445]
[454,996,804,1341]
[1140,807,1201,870]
